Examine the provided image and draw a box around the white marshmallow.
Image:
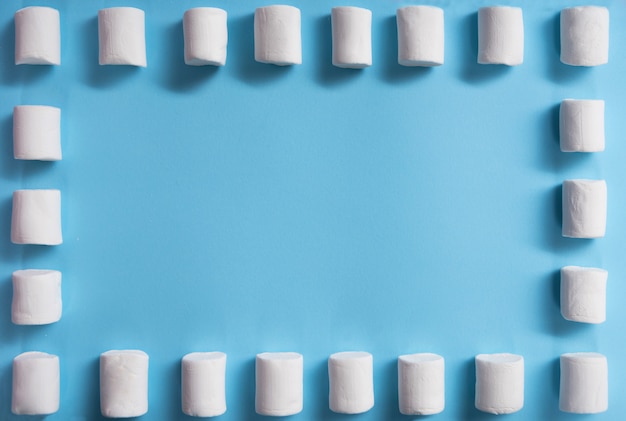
[396,6,444,67]
[11,189,62,246]
[560,99,605,152]
[255,352,303,416]
[254,6,301,66]
[98,7,146,67]
[475,353,524,414]
[14,7,60,65]
[560,353,608,413]
[398,353,444,415]
[12,352,60,415]
[477,7,524,66]
[562,179,607,238]
[561,6,609,66]
[328,351,374,414]
[331,7,372,68]
[182,352,227,417]
[183,8,227,66]
[12,269,62,325]
[100,350,149,418]
[561,266,607,323]
[13,105,62,161]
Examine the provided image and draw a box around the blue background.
[0,0,624,419]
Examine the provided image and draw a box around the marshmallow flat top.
[476,353,523,364]
[399,353,442,363]
[14,351,58,362]
[183,351,226,362]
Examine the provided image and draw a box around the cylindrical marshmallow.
[255,352,303,416]
[12,269,62,325]
[562,179,607,238]
[561,266,607,323]
[560,7,609,66]
[478,7,524,66]
[12,352,60,415]
[328,351,374,414]
[100,350,149,418]
[475,353,524,414]
[398,353,444,415]
[11,189,62,245]
[559,353,608,413]
[254,6,302,66]
[183,8,227,66]
[396,6,444,67]
[13,105,62,161]
[14,7,60,65]
[98,7,147,67]
[560,99,605,152]
[331,7,372,69]
[182,352,227,417]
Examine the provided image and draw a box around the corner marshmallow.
[15,7,60,65]
[328,351,374,414]
[561,6,609,66]
[560,99,605,152]
[100,350,149,418]
[11,189,62,245]
[332,7,372,68]
[478,7,524,66]
[12,352,60,415]
[13,105,62,161]
[182,352,227,417]
[254,6,302,66]
[98,7,146,67]
[561,266,607,323]
[255,352,303,416]
[183,8,227,66]
[12,269,62,325]
[396,6,444,67]
[560,353,608,413]
[475,353,524,414]
[398,353,445,415]
[562,179,607,238]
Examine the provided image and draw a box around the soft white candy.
[182,352,227,417]
[255,352,303,416]
[560,353,608,413]
[254,6,301,66]
[100,350,149,418]
[561,266,607,323]
[98,7,146,67]
[12,352,60,415]
[398,353,444,415]
[328,351,374,414]
[14,7,60,65]
[560,99,605,152]
[561,6,609,66]
[12,269,62,325]
[477,7,524,66]
[13,105,62,161]
[396,6,444,67]
[475,353,524,414]
[562,179,607,238]
[331,7,372,68]
[183,8,227,66]
[11,189,62,245]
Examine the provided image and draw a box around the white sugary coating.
[183,8,227,66]
[561,6,609,66]
[13,105,62,161]
[98,7,147,67]
[328,351,374,414]
[398,353,445,415]
[475,353,524,414]
[561,266,607,323]
[478,7,524,65]
[397,6,444,67]
[100,350,149,418]
[560,353,608,413]
[182,352,227,417]
[254,6,302,66]
[12,352,60,415]
[12,269,62,325]
[11,189,62,245]
[331,7,372,68]
[255,352,303,416]
[15,6,60,65]
[560,99,605,152]
[562,179,607,238]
